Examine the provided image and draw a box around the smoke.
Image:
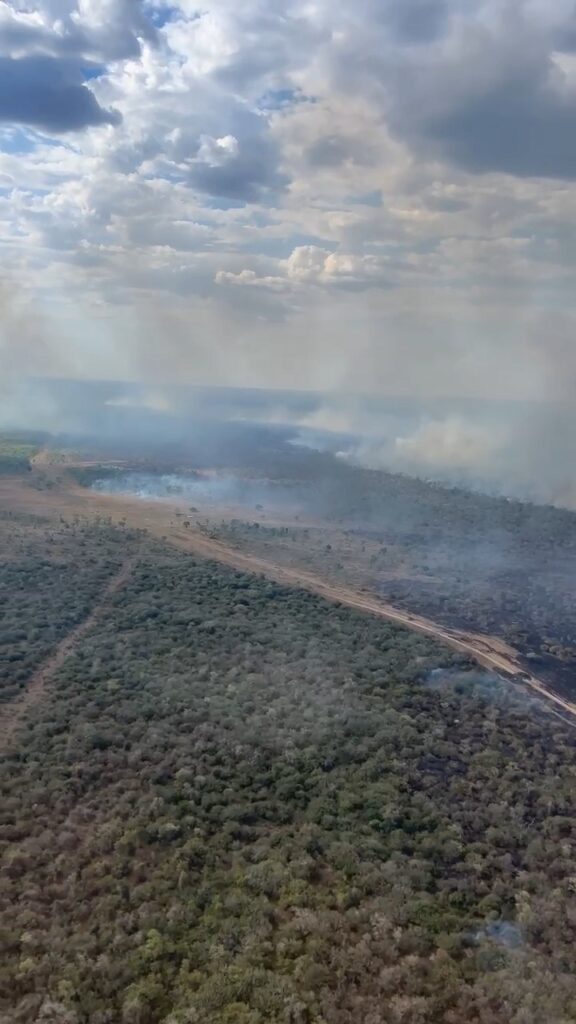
[2,336,576,512]
[104,392,175,413]
[475,921,524,951]
[424,668,554,718]
[0,280,67,432]
[394,417,501,471]
[273,399,576,509]
[334,415,503,479]
[91,470,303,513]
[425,668,505,692]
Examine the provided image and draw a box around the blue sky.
[1,0,576,402]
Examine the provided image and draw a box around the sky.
[2,0,576,400]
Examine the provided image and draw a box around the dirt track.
[3,471,576,728]
[153,521,576,725]
[0,558,135,751]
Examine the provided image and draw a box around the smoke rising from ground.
[277,399,576,509]
[91,470,302,513]
[476,922,524,951]
[4,0,576,512]
[2,372,576,509]
[424,668,555,719]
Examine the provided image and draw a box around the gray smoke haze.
[477,922,524,951]
[3,0,576,510]
[0,281,67,432]
[91,470,302,514]
[335,412,576,508]
[424,668,551,717]
[262,399,576,509]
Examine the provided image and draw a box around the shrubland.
[2,521,576,1023]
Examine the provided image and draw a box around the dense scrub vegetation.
[0,517,141,702]
[2,527,576,1024]
[211,510,576,684]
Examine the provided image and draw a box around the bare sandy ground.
[2,470,576,728]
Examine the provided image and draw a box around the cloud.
[327,0,576,180]
[216,245,387,292]
[0,0,158,62]
[215,268,287,291]
[388,46,576,180]
[4,0,576,433]
[0,56,121,131]
[0,0,159,133]
[286,245,385,286]
[189,130,287,201]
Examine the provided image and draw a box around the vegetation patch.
[2,522,576,1023]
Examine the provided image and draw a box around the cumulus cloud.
[0,0,158,132]
[286,245,385,286]
[3,0,576,423]
[216,245,387,292]
[0,0,158,62]
[0,57,121,131]
[326,0,576,180]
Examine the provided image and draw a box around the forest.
[3,516,576,1023]
[0,513,134,702]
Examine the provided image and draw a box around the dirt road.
[0,558,135,751]
[153,521,576,725]
[3,471,576,727]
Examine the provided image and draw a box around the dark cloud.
[0,57,121,132]
[0,0,160,133]
[384,0,450,44]
[553,20,576,54]
[165,119,288,203]
[324,1,576,181]
[424,194,469,212]
[396,67,576,179]
[0,0,158,63]
[305,133,379,169]
[189,136,288,202]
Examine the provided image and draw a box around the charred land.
[74,423,576,698]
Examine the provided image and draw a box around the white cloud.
[1,0,576,401]
[215,244,388,293]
